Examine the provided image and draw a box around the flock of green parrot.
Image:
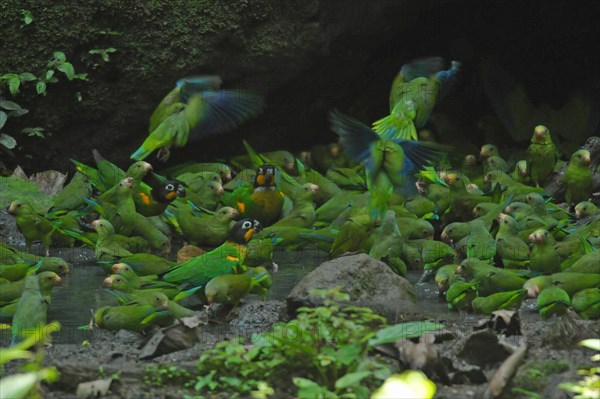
[2,58,599,347]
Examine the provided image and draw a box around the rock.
[228,300,287,336]
[457,330,512,368]
[287,253,420,322]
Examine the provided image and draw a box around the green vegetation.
[560,339,600,399]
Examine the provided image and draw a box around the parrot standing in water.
[329,110,448,221]
[526,125,557,186]
[563,149,593,205]
[372,57,461,140]
[131,75,264,161]
[11,275,50,344]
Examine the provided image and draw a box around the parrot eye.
[165,184,175,191]
[242,220,253,229]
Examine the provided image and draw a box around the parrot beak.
[103,277,113,288]
[527,232,537,243]
[440,230,448,242]
[497,213,507,222]
[285,162,295,172]
[143,162,153,173]
[230,208,239,219]
[224,171,232,182]
[503,206,511,215]
[91,220,100,230]
[309,184,319,192]
[7,204,16,214]
[160,301,169,311]
[575,209,581,219]
[176,185,186,197]
[330,144,340,158]
[582,154,592,165]
[244,227,255,242]
[526,285,539,298]
[216,184,225,196]
[54,275,64,285]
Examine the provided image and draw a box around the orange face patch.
[244,227,254,242]
[236,201,246,214]
[139,192,151,205]
[166,191,177,200]
[226,255,239,261]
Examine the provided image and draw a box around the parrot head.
[7,199,33,215]
[298,151,312,166]
[209,181,225,196]
[228,219,257,244]
[574,201,594,218]
[254,164,279,189]
[516,160,528,177]
[39,271,63,288]
[463,154,477,167]
[479,144,498,160]
[111,263,131,274]
[103,274,127,289]
[531,125,552,144]
[92,219,115,235]
[528,229,549,244]
[148,292,169,310]
[570,150,592,166]
[155,180,186,203]
[216,206,239,220]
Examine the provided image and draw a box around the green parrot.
[111,263,157,287]
[92,149,154,191]
[329,110,448,221]
[296,168,342,204]
[330,209,373,258]
[166,162,233,182]
[204,273,253,307]
[221,164,285,226]
[167,204,238,246]
[245,236,282,268]
[446,280,478,311]
[571,288,600,319]
[0,271,62,304]
[182,176,225,211]
[90,176,137,236]
[528,229,561,274]
[0,243,69,275]
[369,210,407,276]
[0,263,40,282]
[495,213,529,268]
[405,195,437,218]
[455,219,496,261]
[131,212,171,254]
[0,271,62,320]
[159,219,257,289]
[11,275,49,344]
[536,286,570,320]
[524,192,570,222]
[511,160,530,184]
[484,170,544,198]
[575,201,599,219]
[114,253,176,276]
[94,294,169,332]
[7,199,55,256]
[121,291,196,320]
[471,289,527,315]
[440,221,472,244]
[306,142,352,173]
[102,274,182,300]
[270,183,319,228]
[92,218,134,262]
[563,149,593,205]
[526,125,557,185]
[479,144,500,161]
[395,218,434,240]
[315,191,369,225]
[48,171,92,212]
[131,75,264,161]
[373,57,460,140]
[483,156,508,175]
[434,264,459,294]
[231,149,297,174]
[524,272,600,298]
[457,258,528,296]
[563,252,600,274]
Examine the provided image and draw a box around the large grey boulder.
[287,253,421,322]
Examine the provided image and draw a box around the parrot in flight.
[329,110,449,221]
[372,57,461,140]
[131,75,264,161]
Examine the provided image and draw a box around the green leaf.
[75,92,82,102]
[0,111,6,129]
[76,73,88,81]
[36,81,46,95]
[8,76,20,95]
[335,371,371,389]
[19,72,36,82]
[21,127,45,138]
[21,10,33,25]
[101,52,110,62]
[53,51,66,63]
[57,62,75,80]
[580,339,600,351]
[333,343,363,366]
[105,47,117,53]
[88,49,101,55]
[0,372,38,399]
[45,70,54,80]
[368,321,445,347]
[0,133,17,149]
[0,100,22,111]
[47,76,59,84]
[8,108,28,117]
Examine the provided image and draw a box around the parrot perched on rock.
[94,294,169,332]
[563,149,593,205]
[571,288,600,319]
[471,289,527,315]
[131,75,264,161]
[574,201,598,219]
[528,229,561,274]
[372,57,461,140]
[329,110,448,221]
[48,171,92,212]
